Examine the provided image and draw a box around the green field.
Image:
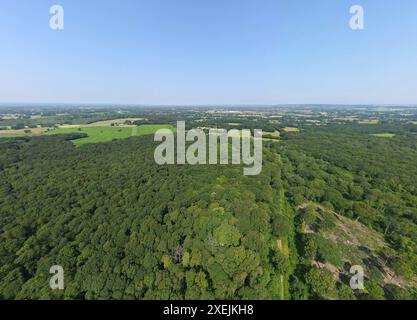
[261,131,280,142]
[369,133,396,138]
[283,127,300,133]
[359,120,379,124]
[133,124,175,136]
[48,124,175,145]
[261,130,280,138]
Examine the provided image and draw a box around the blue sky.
[1,0,417,105]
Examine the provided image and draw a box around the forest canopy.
[0,113,416,300]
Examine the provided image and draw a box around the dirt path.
[277,238,287,300]
[280,275,285,300]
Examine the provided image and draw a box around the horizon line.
[1,102,417,108]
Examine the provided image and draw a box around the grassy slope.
[301,203,410,288]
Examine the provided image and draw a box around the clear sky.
[1,0,417,105]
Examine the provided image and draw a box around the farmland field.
[48,124,175,145]
[0,127,48,137]
[59,118,144,128]
[359,120,379,124]
[283,127,300,133]
[261,130,280,141]
[369,133,396,138]
[261,130,280,138]
[133,124,176,136]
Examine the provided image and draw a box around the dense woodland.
[0,116,416,300]
[0,133,294,299]
[276,124,417,299]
